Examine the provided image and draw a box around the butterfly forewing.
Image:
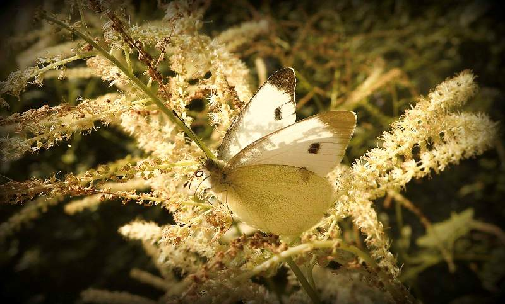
[218,68,296,162]
[226,111,356,177]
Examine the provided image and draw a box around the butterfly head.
[204,158,229,190]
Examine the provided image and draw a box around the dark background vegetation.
[1,1,504,303]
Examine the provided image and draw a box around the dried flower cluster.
[0,1,499,303]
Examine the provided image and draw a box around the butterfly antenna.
[193,173,209,197]
[183,179,192,189]
[184,169,201,190]
[225,190,231,213]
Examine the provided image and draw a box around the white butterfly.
[205,68,356,236]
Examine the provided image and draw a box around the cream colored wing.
[221,165,335,236]
[226,111,356,177]
[218,68,296,162]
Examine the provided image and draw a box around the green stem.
[285,257,321,304]
[41,12,217,161]
[236,240,413,303]
[306,259,317,289]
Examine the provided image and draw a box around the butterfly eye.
[308,143,321,154]
[195,170,204,177]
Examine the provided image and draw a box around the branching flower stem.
[40,12,217,161]
[235,239,413,303]
[286,257,321,304]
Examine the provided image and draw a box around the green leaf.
[417,209,474,248]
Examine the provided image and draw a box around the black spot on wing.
[267,67,295,97]
[308,143,321,154]
[275,107,282,120]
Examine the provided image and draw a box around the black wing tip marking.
[267,67,296,97]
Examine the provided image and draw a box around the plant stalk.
[285,257,321,304]
[41,12,217,161]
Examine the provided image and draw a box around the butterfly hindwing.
[226,111,356,177]
[224,165,334,235]
[218,68,296,162]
